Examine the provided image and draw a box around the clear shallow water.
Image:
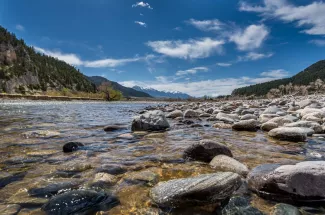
[0,100,324,214]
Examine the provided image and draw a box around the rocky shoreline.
[1,97,325,214]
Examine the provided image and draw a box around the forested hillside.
[0,25,95,94]
[232,60,325,96]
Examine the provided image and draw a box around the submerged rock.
[103,125,127,132]
[268,127,314,142]
[0,204,21,215]
[62,142,84,153]
[41,190,119,215]
[221,196,264,215]
[210,155,249,177]
[150,172,241,207]
[122,170,159,186]
[271,203,301,215]
[0,172,25,188]
[183,139,233,162]
[247,161,325,204]
[131,110,170,132]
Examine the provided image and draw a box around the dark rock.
[183,139,233,163]
[62,142,84,153]
[103,125,127,132]
[221,196,264,215]
[41,190,119,215]
[0,172,26,188]
[150,172,241,207]
[247,161,325,204]
[190,124,203,128]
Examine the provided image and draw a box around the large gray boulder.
[131,110,170,132]
[150,172,242,207]
[284,121,323,133]
[268,127,314,142]
[247,161,325,203]
[183,139,233,162]
[232,119,258,131]
[210,155,249,177]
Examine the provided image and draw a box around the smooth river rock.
[268,127,314,142]
[247,161,325,204]
[41,190,119,215]
[210,155,249,177]
[221,196,264,215]
[166,110,183,119]
[62,142,84,153]
[232,119,258,131]
[131,110,170,132]
[183,139,233,162]
[150,172,242,207]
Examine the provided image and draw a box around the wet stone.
[0,204,21,215]
[103,125,127,132]
[271,203,301,215]
[220,196,264,215]
[122,170,159,186]
[62,142,84,153]
[0,171,26,188]
[96,164,128,175]
[41,190,119,215]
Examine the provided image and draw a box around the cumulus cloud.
[34,46,147,68]
[120,71,287,97]
[132,1,153,9]
[216,63,232,67]
[176,67,208,76]
[146,38,225,59]
[309,39,325,46]
[34,47,83,66]
[229,24,269,51]
[239,0,325,35]
[186,19,224,31]
[15,24,25,31]
[238,52,273,61]
[260,69,290,78]
[134,21,147,27]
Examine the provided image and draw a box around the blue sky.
[1,0,325,96]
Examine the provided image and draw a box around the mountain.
[232,60,325,96]
[87,76,151,98]
[0,25,95,94]
[133,86,191,99]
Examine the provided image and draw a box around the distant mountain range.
[133,85,191,99]
[232,60,325,96]
[87,76,151,98]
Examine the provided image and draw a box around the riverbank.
[0,93,104,101]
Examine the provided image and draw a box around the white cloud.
[174,27,182,31]
[84,58,141,68]
[229,24,269,51]
[176,67,208,76]
[15,24,25,31]
[217,63,232,67]
[132,2,153,9]
[119,73,285,97]
[34,46,145,68]
[34,46,83,66]
[146,38,225,59]
[238,52,273,61]
[309,39,325,46]
[134,21,147,27]
[239,0,325,35]
[186,19,224,31]
[260,69,290,78]
[120,68,289,96]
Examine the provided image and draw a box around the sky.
[1,0,325,97]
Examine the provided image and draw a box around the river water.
[0,100,324,214]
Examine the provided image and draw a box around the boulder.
[150,172,242,207]
[221,196,264,215]
[183,139,233,162]
[261,122,278,131]
[232,119,258,131]
[183,109,198,118]
[42,190,119,215]
[247,161,325,203]
[166,110,183,119]
[268,127,314,142]
[131,110,170,132]
[210,155,249,177]
[284,121,323,133]
[63,142,84,153]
